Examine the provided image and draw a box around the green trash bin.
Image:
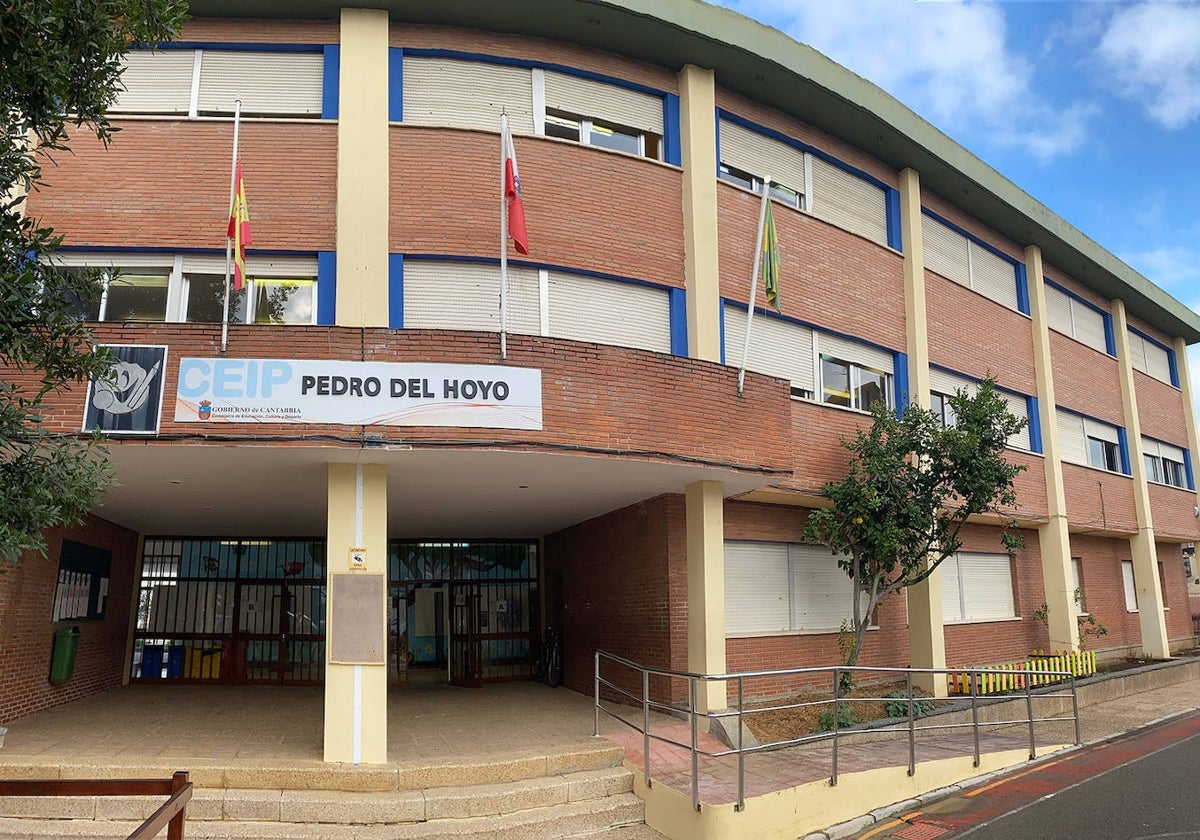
[49,625,81,685]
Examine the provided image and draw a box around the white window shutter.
[789,545,857,632]
[724,542,791,634]
[722,305,814,392]
[1071,558,1083,616]
[114,50,195,114]
[1083,418,1119,445]
[1158,440,1185,463]
[817,333,893,374]
[1056,410,1088,466]
[717,119,806,197]
[928,368,976,399]
[197,52,324,116]
[1127,331,1148,374]
[404,261,539,335]
[402,58,534,133]
[1122,560,1138,611]
[922,217,970,287]
[182,255,317,278]
[547,273,671,353]
[1044,285,1074,336]
[966,242,1018,310]
[809,157,888,246]
[1071,300,1108,354]
[940,555,963,621]
[545,71,663,134]
[957,552,1015,620]
[1143,340,1172,384]
[1000,391,1030,451]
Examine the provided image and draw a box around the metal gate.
[133,539,326,685]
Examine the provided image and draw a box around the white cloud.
[1121,246,1200,295]
[715,0,1096,161]
[1096,3,1200,130]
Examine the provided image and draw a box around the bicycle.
[533,627,562,687]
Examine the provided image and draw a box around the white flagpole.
[499,113,509,362]
[220,99,242,355]
[737,177,772,396]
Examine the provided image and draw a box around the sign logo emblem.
[197,400,212,420]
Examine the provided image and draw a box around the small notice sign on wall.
[52,540,112,622]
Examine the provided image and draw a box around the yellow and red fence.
[947,650,1097,695]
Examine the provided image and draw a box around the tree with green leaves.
[1,1,186,565]
[803,378,1027,671]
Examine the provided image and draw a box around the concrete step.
[0,791,646,839]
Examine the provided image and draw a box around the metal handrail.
[594,652,1081,813]
[0,771,191,839]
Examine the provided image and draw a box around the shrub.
[884,691,935,719]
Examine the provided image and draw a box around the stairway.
[0,743,655,839]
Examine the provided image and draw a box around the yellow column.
[686,481,725,714]
[678,65,721,362]
[1025,245,1079,651]
[1112,300,1170,658]
[1174,337,1200,517]
[336,8,390,327]
[325,462,389,763]
[898,167,946,697]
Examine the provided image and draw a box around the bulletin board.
[52,540,112,622]
[329,573,386,664]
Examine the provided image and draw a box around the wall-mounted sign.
[83,345,167,434]
[52,540,112,622]
[174,358,542,430]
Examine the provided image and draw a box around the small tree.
[1,1,187,565]
[803,378,1027,670]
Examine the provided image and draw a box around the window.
[183,274,246,324]
[1044,284,1109,355]
[1122,560,1138,612]
[718,163,803,209]
[251,279,314,325]
[1071,557,1084,617]
[928,367,1030,450]
[930,392,958,428]
[545,108,661,159]
[941,552,1015,623]
[1087,436,1120,473]
[1127,330,1174,386]
[724,542,864,635]
[722,304,814,397]
[820,356,889,411]
[922,215,1019,311]
[1143,438,1189,489]
[113,49,324,118]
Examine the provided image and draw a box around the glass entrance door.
[449,582,482,687]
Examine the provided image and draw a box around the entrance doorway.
[389,541,539,686]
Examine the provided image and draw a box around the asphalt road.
[852,710,1200,840]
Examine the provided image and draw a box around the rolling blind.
[1071,558,1083,617]
[1121,561,1137,611]
[402,58,534,133]
[50,252,173,270]
[940,557,963,621]
[113,50,195,114]
[724,542,791,635]
[922,217,970,286]
[1158,440,1185,463]
[545,71,662,134]
[1142,339,1172,383]
[809,157,888,246]
[1127,332,1148,374]
[1056,410,1088,466]
[1000,391,1030,451]
[958,552,1015,621]
[722,305,815,393]
[790,544,856,632]
[1044,285,1074,336]
[1072,301,1108,354]
[928,367,972,398]
[967,242,1018,310]
[1083,418,1119,445]
[181,255,317,277]
[197,52,324,116]
[547,273,671,353]
[817,333,893,374]
[403,261,539,335]
[717,119,806,197]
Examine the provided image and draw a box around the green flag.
[762,198,781,311]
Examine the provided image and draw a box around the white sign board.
[174,358,542,430]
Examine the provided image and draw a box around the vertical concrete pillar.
[1174,337,1200,518]
[336,8,390,327]
[325,462,389,763]
[686,480,725,714]
[1025,245,1079,651]
[1112,300,1170,658]
[677,65,721,362]
[898,167,946,697]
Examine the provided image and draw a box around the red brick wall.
[1008,452,1049,523]
[1061,463,1137,534]
[24,121,336,251]
[182,18,338,43]
[1135,371,1188,446]
[0,517,137,723]
[926,272,1036,394]
[1158,541,1194,643]
[783,399,875,495]
[1049,332,1124,427]
[921,191,1026,264]
[1150,484,1200,542]
[716,184,906,352]
[544,495,681,697]
[390,128,685,288]
[29,325,794,476]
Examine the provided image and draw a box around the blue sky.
[715,0,1200,410]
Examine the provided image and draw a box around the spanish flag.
[227,162,252,291]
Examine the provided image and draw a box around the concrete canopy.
[184,0,1200,343]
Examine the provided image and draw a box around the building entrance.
[131,538,538,686]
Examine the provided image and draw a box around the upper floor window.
[1044,283,1110,355]
[718,163,802,209]
[922,214,1020,311]
[1087,435,1120,473]
[821,356,889,411]
[113,49,325,118]
[928,367,1031,450]
[930,391,959,428]
[545,108,661,159]
[1143,438,1189,489]
[1057,408,1125,473]
[1127,329,1175,386]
